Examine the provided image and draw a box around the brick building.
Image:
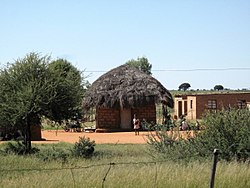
[83,64,173,132]
[174,92,250,120]
[96,104,157,131]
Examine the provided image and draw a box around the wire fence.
[1,150,220,188]
[1,160,174,188]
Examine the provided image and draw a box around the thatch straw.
[83,64,173,109]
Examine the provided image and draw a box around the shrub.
[197,108,250,161]
[147,129,200,162]
[36,146,69,162]
[71,136,95,158]
[147,108,250,162]
[2,141,39,155]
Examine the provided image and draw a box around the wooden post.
[210,149,219,188]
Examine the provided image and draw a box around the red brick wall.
[195,93,250,119]
[96,104,156,130]
[132,104,156,124]
[175,93,250,120]
[96,107,120,129]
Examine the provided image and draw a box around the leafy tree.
[214,85,224,91]
[46,59,84,122]
[178,82,191,91]
[126,57,152,75]
[0,53,84,152]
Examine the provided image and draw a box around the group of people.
[169,115,190,131]
[132,113,199,135]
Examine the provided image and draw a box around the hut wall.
[96,107,120,129]
[132,104,156,124]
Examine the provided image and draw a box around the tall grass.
[0,143,249,188]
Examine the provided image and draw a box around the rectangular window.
[190,100,193,109]
[208,100,217,109]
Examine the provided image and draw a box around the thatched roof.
[83,64,174,109]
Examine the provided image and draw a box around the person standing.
[181,118,189,131]
[133,114,140,135]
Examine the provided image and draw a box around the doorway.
[120,108,132,129]
[178,101,182,117]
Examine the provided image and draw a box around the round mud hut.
[82,64,174,132]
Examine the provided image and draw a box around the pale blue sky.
[0,0,249,89]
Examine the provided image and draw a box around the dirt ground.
[32,130,149,144]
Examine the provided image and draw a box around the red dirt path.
[32,130,149,144]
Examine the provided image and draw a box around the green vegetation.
[0,143,249,188]
[170,89,250,97]
[71,136,95,158]
[1,108,250,187]
[148,108,250,162]
[214,84,224,91]
[1,136,96,161]
[178,82,191,91]
[126,56,152,75]
[0,53,86,152]
[1,53,249,187]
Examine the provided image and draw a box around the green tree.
[178,82,191,91]
[214,85,224,91]
[126,57,152,75]
[46,59,84,122]
[0,53,84,152]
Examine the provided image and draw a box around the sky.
[0,0,249,90]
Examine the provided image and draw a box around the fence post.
[102,162,115,188]
[209,149,219,188]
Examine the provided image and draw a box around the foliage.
[178,82,191,91]
[126,56,152,75]
[71,136,96,158]
[46,59,85,122]
[0,53,51,151]
[0,53,85,152]
[1,141,39,155]
[147,130,198,162]
[35,146,69,162]
[170,89,250,97]
[214,84,224,91]
[199,108,250,161]
[147,108,250,162]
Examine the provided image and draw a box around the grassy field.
[0,142,249,188]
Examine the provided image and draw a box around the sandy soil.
[32,130,149,144]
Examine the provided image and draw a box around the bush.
[2,141,39,155]
[71,136,95,158]
[147,129,200,162]
[36,146,69,162]
[197,108,250,161]
[147,108,250,162]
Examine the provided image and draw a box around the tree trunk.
[24,118,32,153]
[27,121,32,152]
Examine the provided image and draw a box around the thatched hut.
[83,64,174,132]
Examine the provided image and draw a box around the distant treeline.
[170,89,250,96]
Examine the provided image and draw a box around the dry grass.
[0,144,249,188]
